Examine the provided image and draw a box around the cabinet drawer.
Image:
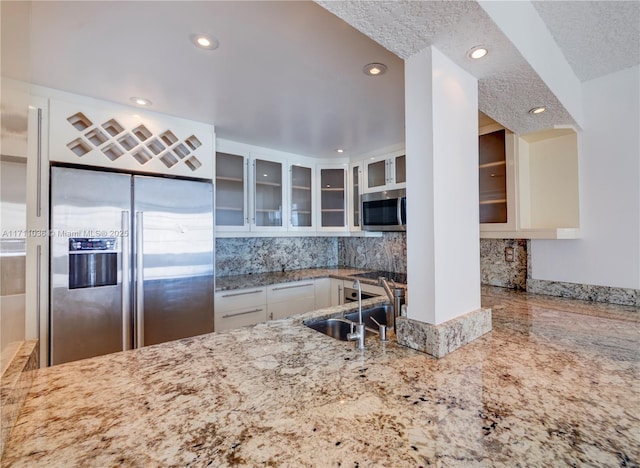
[267,296,316,321]
[214,305,267,332]
[266,281,315,303]
[215,287,266,313]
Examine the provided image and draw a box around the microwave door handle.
[397,197,402,225]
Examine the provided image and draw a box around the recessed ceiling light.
[190,33,219,50]
[363,63,387,76]
[335,149,344,153]
[130,97,152,107]
[529,106,547,115]
[467,46,488,60]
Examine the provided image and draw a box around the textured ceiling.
[315,0,639,135]
[532,1,640,82]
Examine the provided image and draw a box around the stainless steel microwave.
[361,188,406,231]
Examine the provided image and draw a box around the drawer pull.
[222,308,263,319]
[221,289,263,298]
[271,283,314,291]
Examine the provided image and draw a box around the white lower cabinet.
[214,277,386,332]
[266,280,316,320]
[314,278,331,309]
[330,278,344,306]
[214,287,267,331]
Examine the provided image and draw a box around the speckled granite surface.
[339,232,407,273]
[0,340,38,458]
[396,307,492,358]
[480,239,527,290]
[215,267,388,291]
[216,237,338,277]
[3,287,638,466]
[527,277,639,307]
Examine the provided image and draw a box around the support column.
[397,46,491,358]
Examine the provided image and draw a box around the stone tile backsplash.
[216,237,338,277]
[480,239,528,290]
[338,232,407,273]
[216,234,529,294]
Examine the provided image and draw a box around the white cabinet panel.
[330,278,344,306]
[215,287,266,312]
[314,278,331,309]
[266,281,315,303]
[49,98,214,180]
[215,305,267,332]
[267,297,316,320]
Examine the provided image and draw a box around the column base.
[396,307,491,358]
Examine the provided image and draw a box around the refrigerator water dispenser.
[68,238,117,289]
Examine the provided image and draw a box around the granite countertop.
[3,286,639,466]
[215,267,393,291]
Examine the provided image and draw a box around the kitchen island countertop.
[2,287,638,466]
[215,267,392,291]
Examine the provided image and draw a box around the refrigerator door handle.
[135,211,145,348]
[121,211,132,351]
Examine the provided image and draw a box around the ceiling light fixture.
[335,149,344,153]
[363,63,387,76]
[467,46,488,60]
[130,97,152,107]
[528,106,547,115]
[190,33,219,51]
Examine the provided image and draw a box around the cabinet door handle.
[222,308,263,319]
[338,284,343,304]
[272,283,314,291]
[221,289,263,298]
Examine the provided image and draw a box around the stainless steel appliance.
[50,166,214,365]
[361,188,406,232]
[343,287,379,303]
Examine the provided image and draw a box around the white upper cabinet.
[289,162,315,231]
[362,150,406,193]
[216,151,249,231]
[479,124,581,239]
[349,161,362,231]
[317,165,348,231]
[252,154,287,231]
[215,139,349,235]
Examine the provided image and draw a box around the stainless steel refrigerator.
[50,166,214,365]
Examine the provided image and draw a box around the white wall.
[531,66,640,290]
[406,46,480,325]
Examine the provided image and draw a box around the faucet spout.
[378,276,395,304]
[346,279,366,349]
[353,279,363,324]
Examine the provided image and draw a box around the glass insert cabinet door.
[394,155,406,184]
[352,166,360,227]
[254,158,283,227]
[367,159,386,189]
[215,152,246,227]
[479,130,507,224]
[290,165,312,227]
[320,168,346,227]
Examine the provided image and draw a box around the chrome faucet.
[378,277,405,331]
[346,279,366,349]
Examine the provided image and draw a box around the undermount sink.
[304,305,392,341]
[344,305,392,330]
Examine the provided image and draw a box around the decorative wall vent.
[49,98,214,180]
